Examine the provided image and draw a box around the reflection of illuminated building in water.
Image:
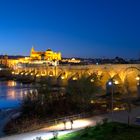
[7,81,17,87]
[6,87,32,100]
[0,81,33,100]
[7,90,16,100]
[0,80,38,108]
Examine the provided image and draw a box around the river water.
[0,80,33,109]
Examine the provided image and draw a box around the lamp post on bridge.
[108,79,119,121]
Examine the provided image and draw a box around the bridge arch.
[123,67,140,93]
[100,71,111,89]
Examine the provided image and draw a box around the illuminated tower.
[30,46,35,56]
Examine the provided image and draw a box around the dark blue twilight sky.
[0,0,140,58]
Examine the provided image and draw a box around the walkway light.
[91,100,95,104]
[36,74,40,77]
[136,75,140,86]
[113,107,119,111]
[73,77,77,80]
[12,71,15,74]
[90,79,94,82]
[136,76,140,81]
[61,76,65,80]
[114,80,119,85]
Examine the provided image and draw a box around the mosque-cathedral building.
[0,47,81,68]
[0,47,62,67]
[30,47,61,61]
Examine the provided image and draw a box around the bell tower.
[30,46,35,57]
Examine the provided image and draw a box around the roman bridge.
[12,64,140,93]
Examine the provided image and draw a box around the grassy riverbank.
[53,122,140,140]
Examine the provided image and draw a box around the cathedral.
[0,47,62,67]
[30,47,61,61]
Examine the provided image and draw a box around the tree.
[66,74,100,111]
[21,81,53,118]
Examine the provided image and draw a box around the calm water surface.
[0,81,34,109]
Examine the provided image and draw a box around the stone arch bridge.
[13,64,140,93]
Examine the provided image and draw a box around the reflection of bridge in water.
[0,80,35,100]
[12,64,140,94]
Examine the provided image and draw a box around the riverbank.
[0,115,104,140]
[0,108,21,137]
[0,80,36,137]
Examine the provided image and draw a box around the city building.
[61,58,81,64]
[0,47,62,68]
[30,47,61,61]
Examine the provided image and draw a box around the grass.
[51,122,140,140]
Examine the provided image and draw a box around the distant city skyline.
[0,0,140,59]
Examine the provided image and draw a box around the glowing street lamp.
[108,81,112,86]
[108,79,119,121]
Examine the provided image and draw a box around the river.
[0,80,34,109]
